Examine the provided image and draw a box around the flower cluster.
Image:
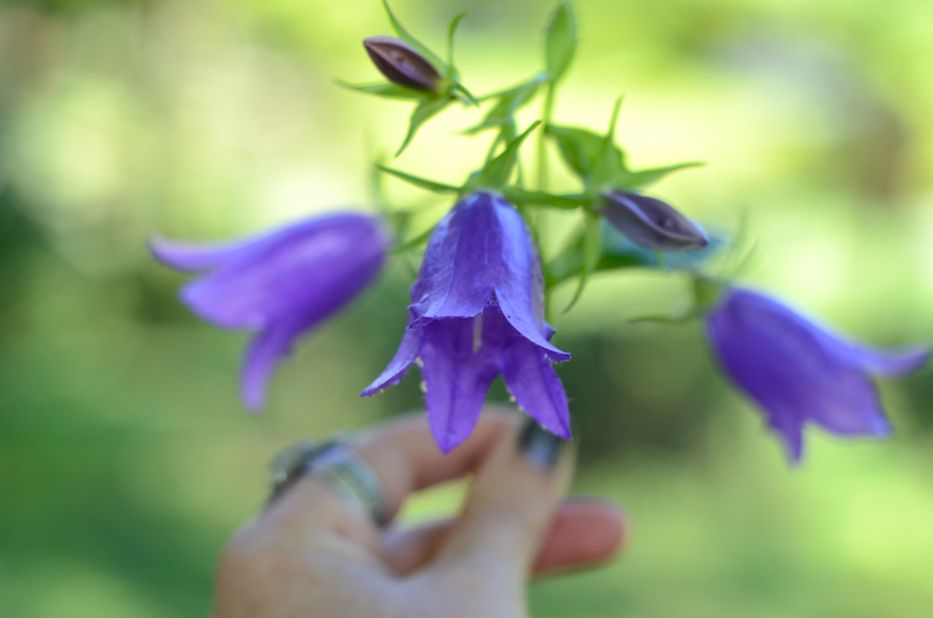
[152,1,927,463]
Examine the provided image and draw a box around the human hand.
[214,412,624,617]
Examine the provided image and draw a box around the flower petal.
[490,194,570,361]
[361,324,424,397]
[240,323,301,410]
[178,215,386,330]
[837,343,930,377]
[409,193,502,321]
[420,317,500,453]
[706,287,894,462]
[149,236,253,273]
[502,337,572,439]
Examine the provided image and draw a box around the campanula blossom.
[601,190,708,251]
[152,213,388,410]
[706,287,929,462]
[362,191,572,452]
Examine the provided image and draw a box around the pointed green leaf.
[378,165,460,193]
[382,0,446,70]
[446,13,467,73]
[470,121,540,189]
[396,97,450,156]
[390,223,438,254]
[547,124,624,183]
[545,1,577,82]
[589,97,626,187]
[502,187,584,210]
[627,312,697,326]
[563,214,602,312]
[467,75,546,134]
[613,161,704,190]
[336,80,426,100]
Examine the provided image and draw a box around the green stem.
[536,81,555,191]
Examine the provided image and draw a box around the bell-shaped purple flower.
[706,287,928,462]
[152,213,388,410]
[362,192,572,453]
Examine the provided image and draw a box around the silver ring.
[268,439,389,526]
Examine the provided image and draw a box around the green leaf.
[397,97,450,156]
[547,125,609,179]
[502,187,584,210]
[547,125,624,182]
[335,80,425,100]
[469,121,540,189]
[563,214,602,312]
[467,74,546,134]
[545,1,577,83]
[390,223,437,254]
[613,161,704,190]
[589,97,625,187]
[382,0,446,70]
[378,165,460,193]
[446,13,467,74]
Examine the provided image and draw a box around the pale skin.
[214,411,625,617]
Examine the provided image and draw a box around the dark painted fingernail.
[517,419,565,471]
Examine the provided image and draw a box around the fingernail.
[517,418,566,471]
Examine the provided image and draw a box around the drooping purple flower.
[706,286,929,462]
[362,191,572,453]
[151,213,388,410]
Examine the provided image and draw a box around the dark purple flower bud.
[601,190,708,251]
[362,192,572,453]
[151,213,388,410]
[706,287,929,462]
[363,35,441,92]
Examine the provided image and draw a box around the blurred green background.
[2,0,932,616]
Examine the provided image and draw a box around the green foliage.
[544,1,578,83]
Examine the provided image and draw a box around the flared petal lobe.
[706,287,927,462]
[153,213,388,409]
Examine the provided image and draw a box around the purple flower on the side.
[706,287,928,462]
[362,191,571,453]
[152,213,388,410]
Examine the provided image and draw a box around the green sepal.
[587,97,625,188]
[613,161,704,190]
[562,213,602,312]
[378,165,460,194]
[547,220,726,287]
[389,223,438,255]
[544,0,577,83]
[466,121,540,190]
[445,13,467,77]
[382,0,446,71]
[397,97,451,156]
[335,80,426,101]
[467,74,547,134]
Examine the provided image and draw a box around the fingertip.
[532,499,626,577]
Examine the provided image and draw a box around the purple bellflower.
[152,213,388,410]
[706,286,929,462]
[362,191,572,453]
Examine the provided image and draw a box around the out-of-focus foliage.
[1,0,931,616]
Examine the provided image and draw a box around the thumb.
[433,418,573,582]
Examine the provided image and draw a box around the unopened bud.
[363,36,441,92]
[601,190,708,251]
